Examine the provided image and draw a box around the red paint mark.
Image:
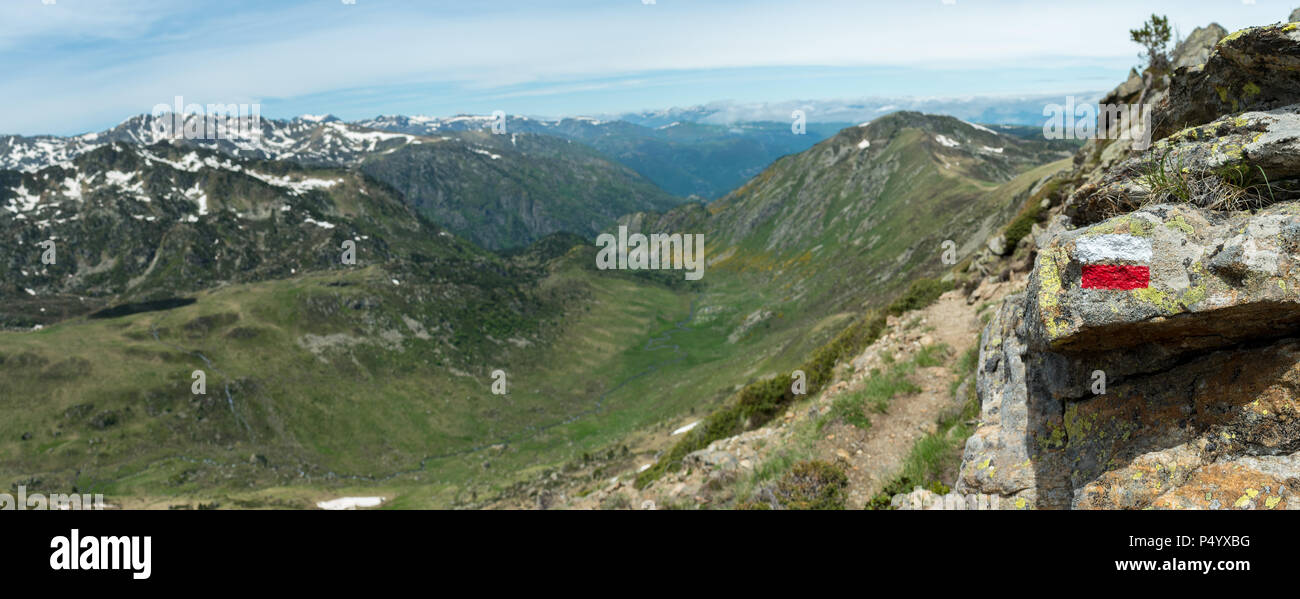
[1082,264,1150,290]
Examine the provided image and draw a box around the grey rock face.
[1171,24,1228,71]
[1155,23,1300,141]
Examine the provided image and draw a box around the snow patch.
[316,497,385,510]
[672,421,700,436]
[302,217,335,229]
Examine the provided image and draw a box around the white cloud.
[0,0,1267,135]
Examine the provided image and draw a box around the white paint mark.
[1075,234,1153,263]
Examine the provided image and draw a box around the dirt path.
[820,289,985,508]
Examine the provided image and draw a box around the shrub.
[773,460,848,510]
[886,278,953,317]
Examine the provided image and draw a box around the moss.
[1038,424,1066,450]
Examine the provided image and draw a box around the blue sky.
[0,0,1286,135]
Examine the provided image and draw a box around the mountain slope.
[493,114,1077,503]
[356,130,680,250]
[2,116,685,250]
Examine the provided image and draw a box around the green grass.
[868,339,981,509]
[820,344,947,432]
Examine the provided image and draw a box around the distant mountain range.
[607,93,1106,129]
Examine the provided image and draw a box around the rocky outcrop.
[1155,23,1300,141]
[1172,24,1229,71]
[959,209,1300,509]
[1070,105,1300,223]
[957,19,1300,510]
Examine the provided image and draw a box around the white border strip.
[1075,234,1152,263]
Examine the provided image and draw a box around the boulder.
[1155,23,1300,141]
[985,234,1007,256]
[1030,203,1300,354]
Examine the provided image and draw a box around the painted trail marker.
[1077,234,1151,290]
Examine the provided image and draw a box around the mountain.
[0,138,681,506]
[0,106,1075,509]
[625,112,1078,316]
[502,112,1078,507]
[356,115,850,200]
[610,94,1108,129]
[354,129,680,250]
[1,115,683,251]
[0,141,535,328]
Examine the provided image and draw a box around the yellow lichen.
[1037,247,1069,339]
[1165,214,1195,235]
[1218,28,1251,46]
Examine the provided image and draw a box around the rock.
[1154,23,1300,141]
[890,487,1009,510]
[962,203,1300,509]
[986,234,1007,256]
[957,296,1048,505]
[683,448,739,472]
[1292,8,1300,23]
[1070,105,1300,224]
[1029,203,1300,354]
[20,432,32,441]
[1171,24,1228,71]
[1110,69,1144,101]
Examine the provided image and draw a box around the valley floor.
[506,274,1026,510]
